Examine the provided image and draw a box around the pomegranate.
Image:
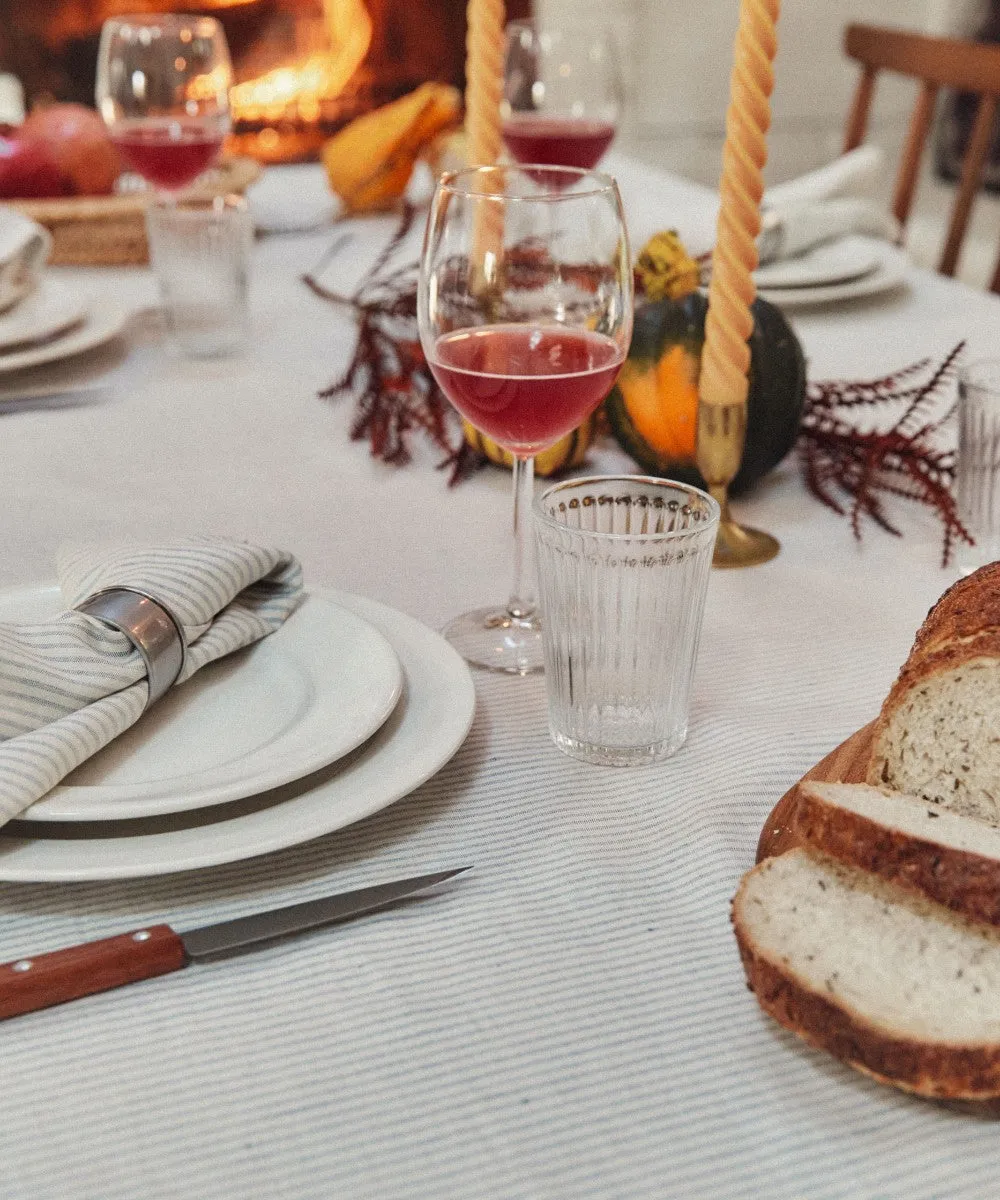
[0,135,68,199]
[20,104,120,196]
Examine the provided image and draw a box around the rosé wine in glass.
[96,14,231,194]
[502,115,616,172]
[111,118,223,191]
[502,21,621,173]
[431,325,622,456]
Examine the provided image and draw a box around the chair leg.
[990,251,1000,294]
[892,82,938,227]
[940,94,997,277]
[843,67,876,151]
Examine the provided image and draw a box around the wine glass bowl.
[419,165,633,673]
[502,22,622,171]
[96,14,233,193]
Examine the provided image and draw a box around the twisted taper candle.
[696,0,781,567]
[699,0,780,410]
[465,0,505,166]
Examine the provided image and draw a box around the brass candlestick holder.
[696,397,780,568]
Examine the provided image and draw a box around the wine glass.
[95,14,232,194]
[418,165,633,674]
[502,21,622,172]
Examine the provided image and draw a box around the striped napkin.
[0,537,303,823]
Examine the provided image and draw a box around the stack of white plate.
[754,234,910,308]
[0,587,476,882]
[0,277,131,374]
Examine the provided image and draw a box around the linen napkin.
[0,536,303,822]
[763,145,883,209]
[0,206,51,313]
[758,146,899,264]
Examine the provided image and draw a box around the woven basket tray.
[9,158,262,267]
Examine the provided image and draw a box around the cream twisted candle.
[699,0,780,411]
[695,0,781,567]
[465,0,505,166]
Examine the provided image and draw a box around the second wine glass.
[418,165,633,674]
[96,14,232,194]
[502,21,622,171]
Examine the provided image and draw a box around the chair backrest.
[843,22,1000,290]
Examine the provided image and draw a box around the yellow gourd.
[321,83,461,213]
[634,230,701,301]
[463,413,599,476]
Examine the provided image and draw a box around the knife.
[0,867,470,1021]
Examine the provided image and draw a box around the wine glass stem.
[507,454,537,621]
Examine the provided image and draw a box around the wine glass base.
[712,520,780,569]
[442,607,544,675]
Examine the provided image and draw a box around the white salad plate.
[13,588,404,822]
[0,303,132,373]
[756,238,910,308]
[753,235,882,290]
[0,590,476,881]
[0,278,87,352]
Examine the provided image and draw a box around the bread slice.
[867,645,1000,823]
[732,848,1000,1098]
[867,562,1000,823]
[793,780,1000,925]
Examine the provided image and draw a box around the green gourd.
[605,290,806,495]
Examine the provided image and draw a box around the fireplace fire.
[0,0,530,164]
[226,0,377,162]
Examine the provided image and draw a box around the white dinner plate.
[753,235,882,290]
[14,589,404,823]
[756,240,910,308]
[0,590,475,881]
[0,278,87,352]
[0,304,132,373]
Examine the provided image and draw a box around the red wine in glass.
[111,118,224,191]
[502,115,616,171]
[431,325,623,456]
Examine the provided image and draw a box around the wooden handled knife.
[0,867,470,1020]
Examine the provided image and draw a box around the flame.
[229,0,373,124]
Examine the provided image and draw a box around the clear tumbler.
[534,475,719,766]
[957,359,1000,576]
[146,194,252,358]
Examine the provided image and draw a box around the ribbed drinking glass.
[534,476,719,766]
[957,359,1000,576]
[146,194,252,358]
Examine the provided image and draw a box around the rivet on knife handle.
[0,926,186,1020]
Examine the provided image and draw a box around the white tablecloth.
[2,156,1000,1199]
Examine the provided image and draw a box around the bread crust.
[867,635,1000,788]
[793,785,1000,926]
[732,901,1000,1099]
[909,561,1000,659]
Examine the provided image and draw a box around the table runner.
[0,157,998,1199]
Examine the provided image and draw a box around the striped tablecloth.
[0,156,999,1199]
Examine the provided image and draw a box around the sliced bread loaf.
[793,780,1000,925]
[732,848,1000,1099]
[867,563,1000,823]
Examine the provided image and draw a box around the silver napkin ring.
[75,588,185,709]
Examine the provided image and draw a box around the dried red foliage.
[304,204,483,486]
[798,342,971,566]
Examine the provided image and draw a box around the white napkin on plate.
[758,147,900,264]
[0,536,303,823]
[0,206,51,313]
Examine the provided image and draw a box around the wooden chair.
[843,23,1000,291]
